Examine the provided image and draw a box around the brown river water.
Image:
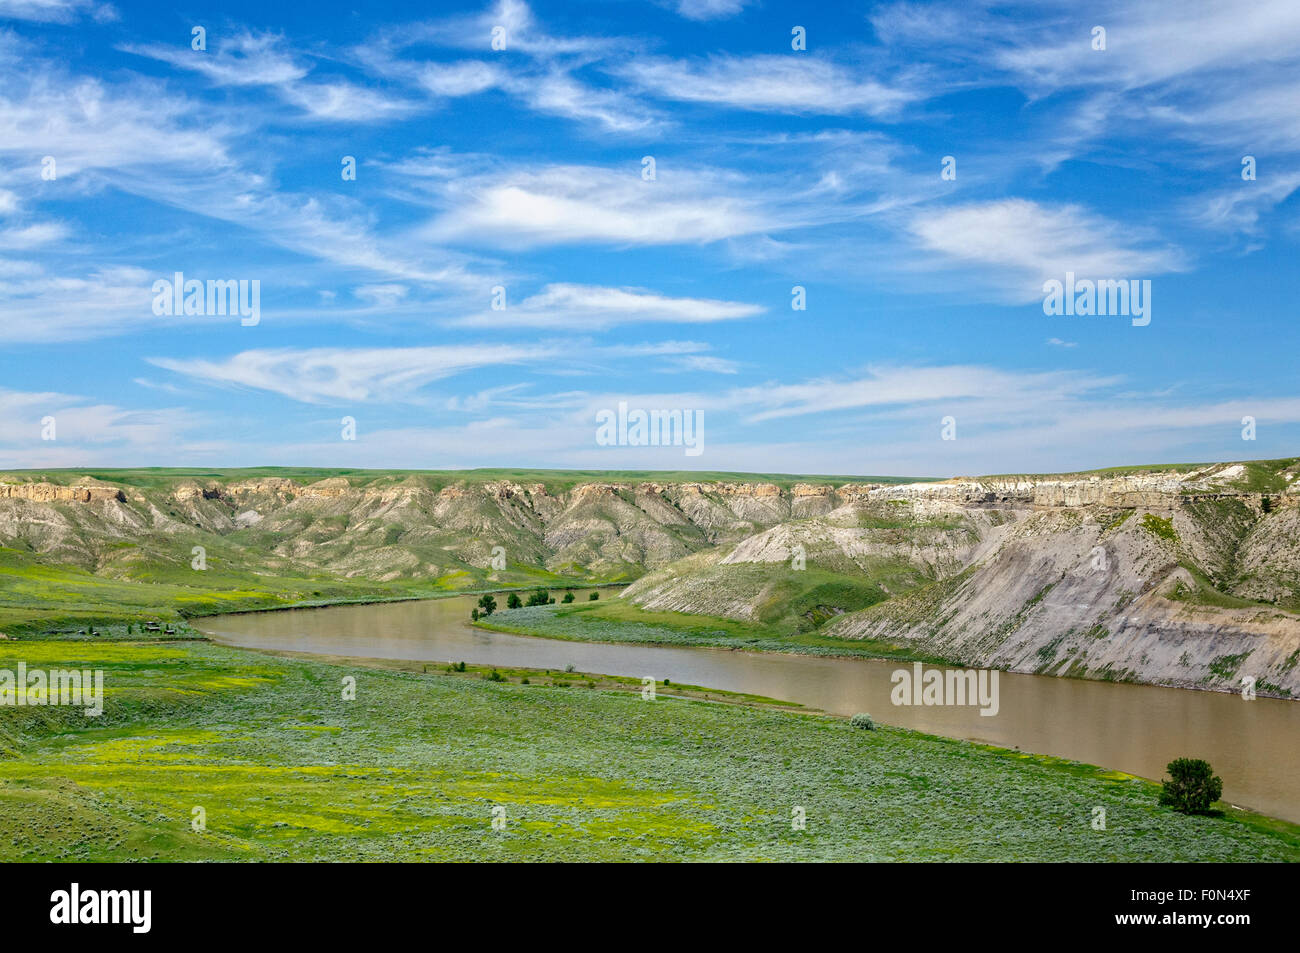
[196,591,1300,823]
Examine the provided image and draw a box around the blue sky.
[1,0,1299,476]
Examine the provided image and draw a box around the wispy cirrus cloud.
[909,199,1187,301]
[671,0,751,21]
[0,0,115,23]
[616,54,920,118]
[122,31,422,122]
[420,163,785,248]
[148,343,555,404]
[449,283,764,330]
[121,32,309,87]
[353,0,661,132]
[0,386,197,468]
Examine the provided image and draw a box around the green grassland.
[0,466,933,492]
[1,638,1294,861]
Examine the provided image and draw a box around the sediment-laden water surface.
[198,592,1300,823]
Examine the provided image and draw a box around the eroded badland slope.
[2,461,1299,695]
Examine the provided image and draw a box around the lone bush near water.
[850,713,875,730]
[1159,758,1223,815]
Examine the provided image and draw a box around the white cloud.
[617,55,918,117]
[992,0,1300,95]
[674,0,749,21]
[0,0,114,23]
[121,32,309,88]
[910,199,1186,301]
[1196,171,1300,233]
[422,164,780,248]
[148,344,556,404]
[354,284,410,307]
[419,61,503,96]
[280,81,423,121]
[0,265,168,342]
[665,354,739,374]
[0,386,196,468]
[0,71,236,178]
[450,283,763,329]
[0,221,67,249]
[722,365,1120,423]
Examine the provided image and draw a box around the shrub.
[850,713,875,730]
[525,588,550,607]
[589,592,599,600]
[562,592,575,603]
[1159,758,1223,814]
[484,670,504,682]
[1140,513,1177,541]
[477,594,497,616]
[506,592,522,609]
[470,608,479,621]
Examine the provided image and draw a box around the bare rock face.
[0,482,125,503]
[301,477,352,499]
[621,461,1300,697]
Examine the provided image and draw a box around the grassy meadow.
[1,636,1296,861]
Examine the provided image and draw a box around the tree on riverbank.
[1159,758,1223,815]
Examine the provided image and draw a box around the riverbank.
[474,598,954,663]
[1,636,1296,861]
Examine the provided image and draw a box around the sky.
[1,0,1299,477]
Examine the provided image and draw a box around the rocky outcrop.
[0,482,124,503]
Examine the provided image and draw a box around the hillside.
[621,459,1300,696]
[2,460,1300,696]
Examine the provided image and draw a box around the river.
[196,591,1300,823]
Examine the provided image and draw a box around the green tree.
[526,588,550,607]
[506,592,522,609]
[1159,758,1223,815]
[562,591,575,603]
[476,594,497,616]
[589,592,599,600]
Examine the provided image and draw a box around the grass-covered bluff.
[1,637,1295,862]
